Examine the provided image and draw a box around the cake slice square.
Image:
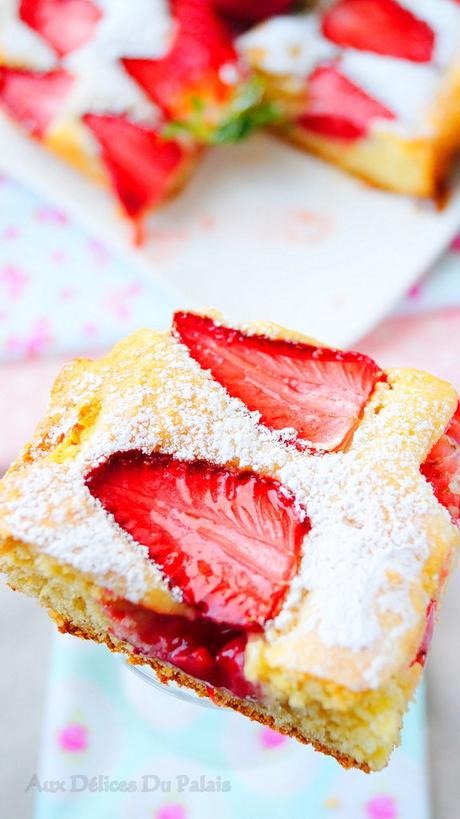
[238,0,460,197]
[1,311,458,771]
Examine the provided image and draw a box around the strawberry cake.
[0,0,458,234]
[239,0,460,197]
[0,0,265,240]
[0,311,459,771]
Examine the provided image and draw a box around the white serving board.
[1,117,459,347]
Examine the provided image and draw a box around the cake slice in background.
[238,0,460,197]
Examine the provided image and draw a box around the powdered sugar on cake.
[0,0,171,123]
[0,328,457,690]
[0,15,56,70]
[238,0,460,137]
[238,15,336,79]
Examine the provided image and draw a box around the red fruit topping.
[0,68,74,137]
[82,114,188,230]
[19,0,101,58]
[421,403,460,525]
[215,635,253,697]
[299,65,395,141]
[122,0,240,130]
[212,0,295,25]
[106,598,257,698]
[87,452,307,628]
[173,311,383,450]
[322,0,435,63]
[411,599,436,667]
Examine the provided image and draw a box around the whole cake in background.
[0,310,459,772]
[0,0,459,240]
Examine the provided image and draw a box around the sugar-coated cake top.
[0,315,458,691]
[238,0,460,136]
[0,0,171,124]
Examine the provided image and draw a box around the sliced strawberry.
[322,0,435,63]
[421,403,460,525]
[19,0,102,57]
[122,0,255,142]
[82,114,189,230]
[173,311,383,450]
[0,68,74,137]
[299,64,395,140]
[105,598,256,696]
[212,0,295,25]
[88,452,307,628]
[215,635,253,697]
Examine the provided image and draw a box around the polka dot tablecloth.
[0,175,174,363]
[0,174,459,819]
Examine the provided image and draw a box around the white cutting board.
[1,116,459,347]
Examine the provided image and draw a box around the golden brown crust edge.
[51,612,371,774]
[0,534,371,771]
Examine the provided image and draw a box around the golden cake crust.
[281,63,460,199]
[0,315,458,771]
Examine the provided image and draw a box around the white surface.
[1,119,460,347]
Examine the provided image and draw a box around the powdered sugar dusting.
[0,15,56,71]
[0,0,172,123]
[0,329,458,690]
[237,1,460,137]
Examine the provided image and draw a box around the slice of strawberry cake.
[0,311,459,771]
[239,0,460,197]
[0,0,265,240]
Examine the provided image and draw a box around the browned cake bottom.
[1,536,422,772]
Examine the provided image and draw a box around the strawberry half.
[212,0,295,25]
[105,598,256,697]
[299,64,395,140]
[87,452,307,628]
[322,0,435,63]
[122,0,266,143]
[82,114,190,239]
[0,68,74,137]
[421,403,460,525]
[173,311,383,451]
[19,0,102,57]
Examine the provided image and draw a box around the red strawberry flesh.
[299,65,395,141]
[105,598,256,698]
[322,0,435,63]
[212,0,295,25]
[173,311,383,450]
[82,114,189,224]
[0,68,74,137]
[122,0,241,129]
[19,0,102,57]
[88,452,307,628]
[421,402,460,525]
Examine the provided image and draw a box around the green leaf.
[161,75,282,146]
